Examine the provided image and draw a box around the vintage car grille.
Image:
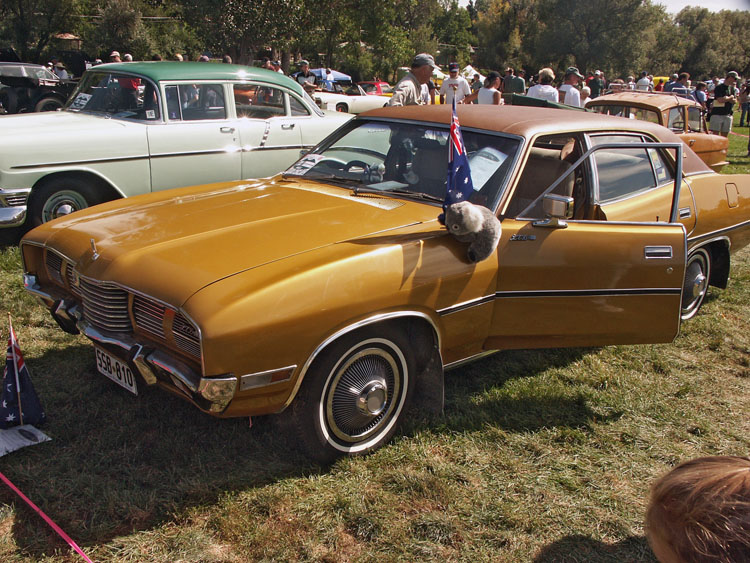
[45,251,64,285]
[66,264,81,297]
[173,313,201,359]
[133,295,166,339]
[4,193,28,206]
[79,278,132,333]
[133,295,201,360]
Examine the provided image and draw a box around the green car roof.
[95,62,304,95]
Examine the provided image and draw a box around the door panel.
[484,219,686,350]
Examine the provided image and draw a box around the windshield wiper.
[353,185,444,203]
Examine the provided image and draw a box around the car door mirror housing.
[533,194,574,228]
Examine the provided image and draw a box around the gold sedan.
[21,106,750,461]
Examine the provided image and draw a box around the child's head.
[645,456,750,562]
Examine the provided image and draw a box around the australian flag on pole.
[440,98,475,223]
[0,319,46,429]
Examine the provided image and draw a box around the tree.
[434,1,476,66]
[0,0,79,62]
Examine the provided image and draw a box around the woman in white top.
[477,71,503,105]
[527,67,558,102]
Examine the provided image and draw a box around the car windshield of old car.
[284,120,520,209]
[64,71,161,121]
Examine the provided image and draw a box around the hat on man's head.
[449,62,459,71]
[411,53,437,69]
[641,70,648,76]
[54,62,65,68]
[299,59,309,66]
[109,51,120,58]
[594,70,602,76]
[272,60,281,66]
[727,70,739,79]
[565,66,583,79]
[487,71,501,80]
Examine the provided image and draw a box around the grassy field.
[0,132,748,562]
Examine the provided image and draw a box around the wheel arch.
[30,170,125,209]
[281,310,443,413]
[691,236,730,289]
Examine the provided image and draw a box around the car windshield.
[64,71,161,121]
[284,119,521,209]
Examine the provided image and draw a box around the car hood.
[34,179,441,306]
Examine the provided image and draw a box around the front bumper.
[0,188,31,227]
[24,274,237,413]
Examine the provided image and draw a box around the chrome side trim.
[247,144,313,152]
[688,221,749,246]
[279,310,441,412]
[437,294,495,316]
[444,350,498,371]
[11,154,150,170]
[494,288,681,298]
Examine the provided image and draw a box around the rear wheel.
[28,177,102,227]
[335,102,348,112]
[291,326,415,463]
[35,97,63,112]
[681,248,711,320]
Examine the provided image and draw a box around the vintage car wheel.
[29,178,102,227]
[681,248,711,320]
[35,97,63,112]
[335,103,348,113]
[292,326,415,463]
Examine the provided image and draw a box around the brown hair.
[645,456,750,562]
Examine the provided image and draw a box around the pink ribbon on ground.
[0,470,94,562]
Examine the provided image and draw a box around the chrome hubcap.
[54,203,75,218]
[42,190,88,223]
[357,381,387,416]
[682,250,710,319]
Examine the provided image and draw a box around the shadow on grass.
[2,343,604,556]
[534,533,656,562]
[0,226,24,248]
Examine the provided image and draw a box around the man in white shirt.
[558,67,583,107]
[636,71,652,91]
[388,53,438,106]
[439,62,471,105]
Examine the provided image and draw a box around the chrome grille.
[173,313,201,359]
[66,264,81,297]
[5,194,28,206]
[45,251,64,285]
[133,295,166,339]
[80,278,131,332]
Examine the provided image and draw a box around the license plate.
[94,346,137,395]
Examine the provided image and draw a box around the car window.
[66,71,161,121]
[360,83,375,94]
[667,107,684,132]
[164,83,226,121]
[284,119,521,210]
[631,107,660,124]
[289,94,310,116]
[687,107,702,132]
[234,84,287,119]
[591,135,659,202]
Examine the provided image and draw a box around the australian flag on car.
[439,98,474,224]
[0,319,46,429]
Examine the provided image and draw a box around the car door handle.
[220,127,235,133]
[281,123,295,130]
[644,246,673,259]
[679,207,692,219]
[688,139,696,146]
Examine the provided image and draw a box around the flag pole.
[8,313,23,426]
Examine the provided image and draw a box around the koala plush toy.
[443,201,502,263]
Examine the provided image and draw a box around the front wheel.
[681,248,711,320]
[28,177,102,227]
[291,326,415,463]
[35,97,63,112]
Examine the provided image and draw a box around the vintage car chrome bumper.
[0,188,30,227]
[23,274,237,413]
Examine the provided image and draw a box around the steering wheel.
[343,160,370,172]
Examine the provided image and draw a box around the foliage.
[0,0,80,63]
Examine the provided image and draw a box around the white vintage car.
[313,82,390,114]
[0,62,351,229]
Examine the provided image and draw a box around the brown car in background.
[586,91,728,172]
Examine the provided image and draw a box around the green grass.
[0,137,748,561]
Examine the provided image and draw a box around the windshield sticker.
[285,154,326,175]
[146,109,156,119]
[69,93,92,110]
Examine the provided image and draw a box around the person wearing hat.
[558,66,583,106]
[664,73,679,92]
[439,62,471,105]
[503,67,525,94]
[293,60,317,92]
[52,61,70,80]
[588,70,604,98]
[388,53,438,106]
[527,67,558,102]
[710,71,739,137]
[272,60,283,74]
[109,51,121,63]
[476,71,503,105]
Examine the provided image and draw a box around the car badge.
[90,238,99,261]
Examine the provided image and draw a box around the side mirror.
[533,194,574,228]
[299,149,310,158]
